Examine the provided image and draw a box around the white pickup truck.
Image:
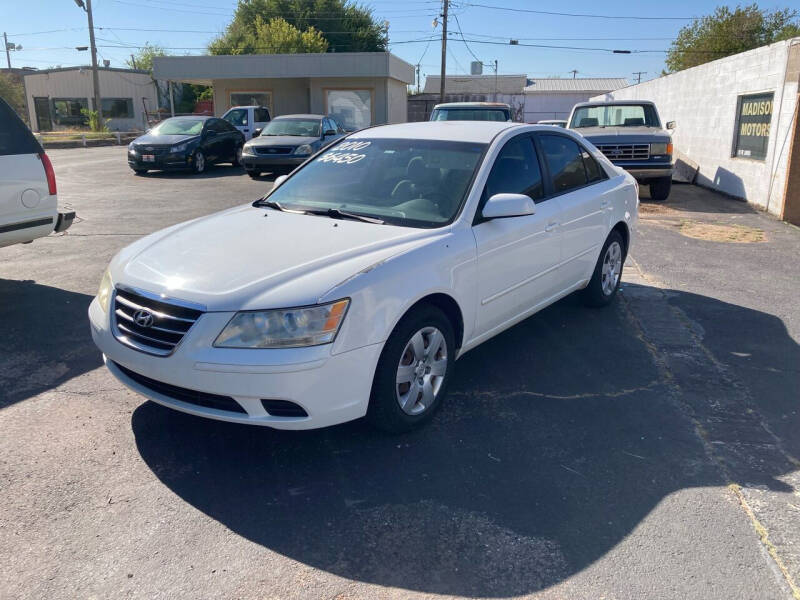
[0,98,74,248]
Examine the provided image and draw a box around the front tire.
[132,168,147,175]
[650,176,671,201]
[247,171,261,179]
[233,145,243,166]
[367,305,455,433]
[582,230,625,307]
[192,150,206,174]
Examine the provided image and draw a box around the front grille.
[255,146,293,155]
[113,362,247,414]
[112,287,203,356]
[262,399,308,418]
[597,144,650,161]
[134,144,170,155]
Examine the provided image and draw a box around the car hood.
[247,135,319,148]
[111,205,444,311]
[134,133,200,146]
[573,126,670,144]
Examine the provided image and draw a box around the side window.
[539,135,589,194]
[211,119,230,133]
[484,136,544,202]
[324,118,336,133]
[0,98,42,156]
[223,108,248,127]
[254,107,270,122]
[581,147,607,183]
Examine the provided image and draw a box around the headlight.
[214,299,350,349]
[171,142,188,153]
[650,142,673,155]
[127,142,136,153]
[294,144,313,156]
[242,144,255,155]
[97,269,113,313]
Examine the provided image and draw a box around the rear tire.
[367,305,455,433]
[233,145,243,166]
[582,230,625,307]
[132,169,147,175]
[192,150,206,174]
[650,176,671,201]
[248,171,261,179]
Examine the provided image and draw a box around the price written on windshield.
[319,140,371,165]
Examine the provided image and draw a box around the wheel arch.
[402,293,465,351]
[611,220,630,256]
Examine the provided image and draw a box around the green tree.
[210,0,386,55]
[666,4,800,72]
[125,42,168,71]
[0,73,27,122]
[239,16,328,53]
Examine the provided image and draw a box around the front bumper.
[616,163,673,181]
[128,151,192,171]
[54,211,75,233]
[241,154,306,170]
[88,297,382,430]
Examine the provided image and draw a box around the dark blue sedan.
[128,116,245,175]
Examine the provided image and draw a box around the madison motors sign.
[733,92,774,161]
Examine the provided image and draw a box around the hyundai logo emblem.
[133,309,155,328]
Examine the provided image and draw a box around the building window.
[101,98,134,119]
[51,98,88,126]
[326,90,371,131]
[230,92,272,111]
[732,92,774,161]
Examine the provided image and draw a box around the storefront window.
[51,98,88,126]
[101,98,134,119]
[230,92,272,110]
[326,90,371,131]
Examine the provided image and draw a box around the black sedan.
[128,116,245,175]
[240,114,345,178]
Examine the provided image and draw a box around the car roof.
[573,100,656,108]
[163,115,212,121]
[273,114,325,120]
[224,105,267,110]
[349,121,522,143]
[433,102,511,109]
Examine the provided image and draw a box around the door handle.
[545,222,558,232]
[243,129,249,132]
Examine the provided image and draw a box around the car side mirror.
[205,129,217,138]
[324,129,337,137]
[481,193,536,220]
[253,128,262,137]
[666,121,676,130]
[273,174,288,187]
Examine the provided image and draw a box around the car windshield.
[261,138,486,228]
[260,119,321,137]
[570,104,659,128]
[150,118,205,136]
[431,108,508,122]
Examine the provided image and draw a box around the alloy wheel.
[601,240,622,296]
[395,326,448,415]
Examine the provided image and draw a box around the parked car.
[430,102,512,122]
[537,119,567,128]
[221,105,271,141]
[568,100,674,200]
[0,98,74,248]
[240,114,345,178]
[89,121,637,432]
[127,116,245,175]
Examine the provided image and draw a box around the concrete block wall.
[591,38,800,215]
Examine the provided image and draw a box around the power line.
[451,12,483,64]
[462,2,695,21]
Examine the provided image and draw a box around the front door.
[33,97,52,132]
[472,134,563,339]
[223,107,251,140]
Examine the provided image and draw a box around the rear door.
[0,99,57,248]
[536,133,611,286]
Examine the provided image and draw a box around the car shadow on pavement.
[135,165,245,180]
[0,279,101,409]
[131,287,798,597]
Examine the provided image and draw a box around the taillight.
[39,152,57,196]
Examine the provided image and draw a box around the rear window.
[431,108,509,122]
[0,98,42,156]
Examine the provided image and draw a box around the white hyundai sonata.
[89,121,638,432]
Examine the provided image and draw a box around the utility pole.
[633,71,646,84]
[74,0,102,127]
[3,32,11,69]
[416,64,421,94]
[439,0,448,104]
[569,69,578,79]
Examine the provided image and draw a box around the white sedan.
[89,121,637,432]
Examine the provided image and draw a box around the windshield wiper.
[255,199,307,214]
[303,207,384,224]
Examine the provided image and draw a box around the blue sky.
[2,0,793,86]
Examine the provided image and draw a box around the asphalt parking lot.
[2,146,799,599]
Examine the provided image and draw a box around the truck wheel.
[248,171,261,179]
[650,177,671,201]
